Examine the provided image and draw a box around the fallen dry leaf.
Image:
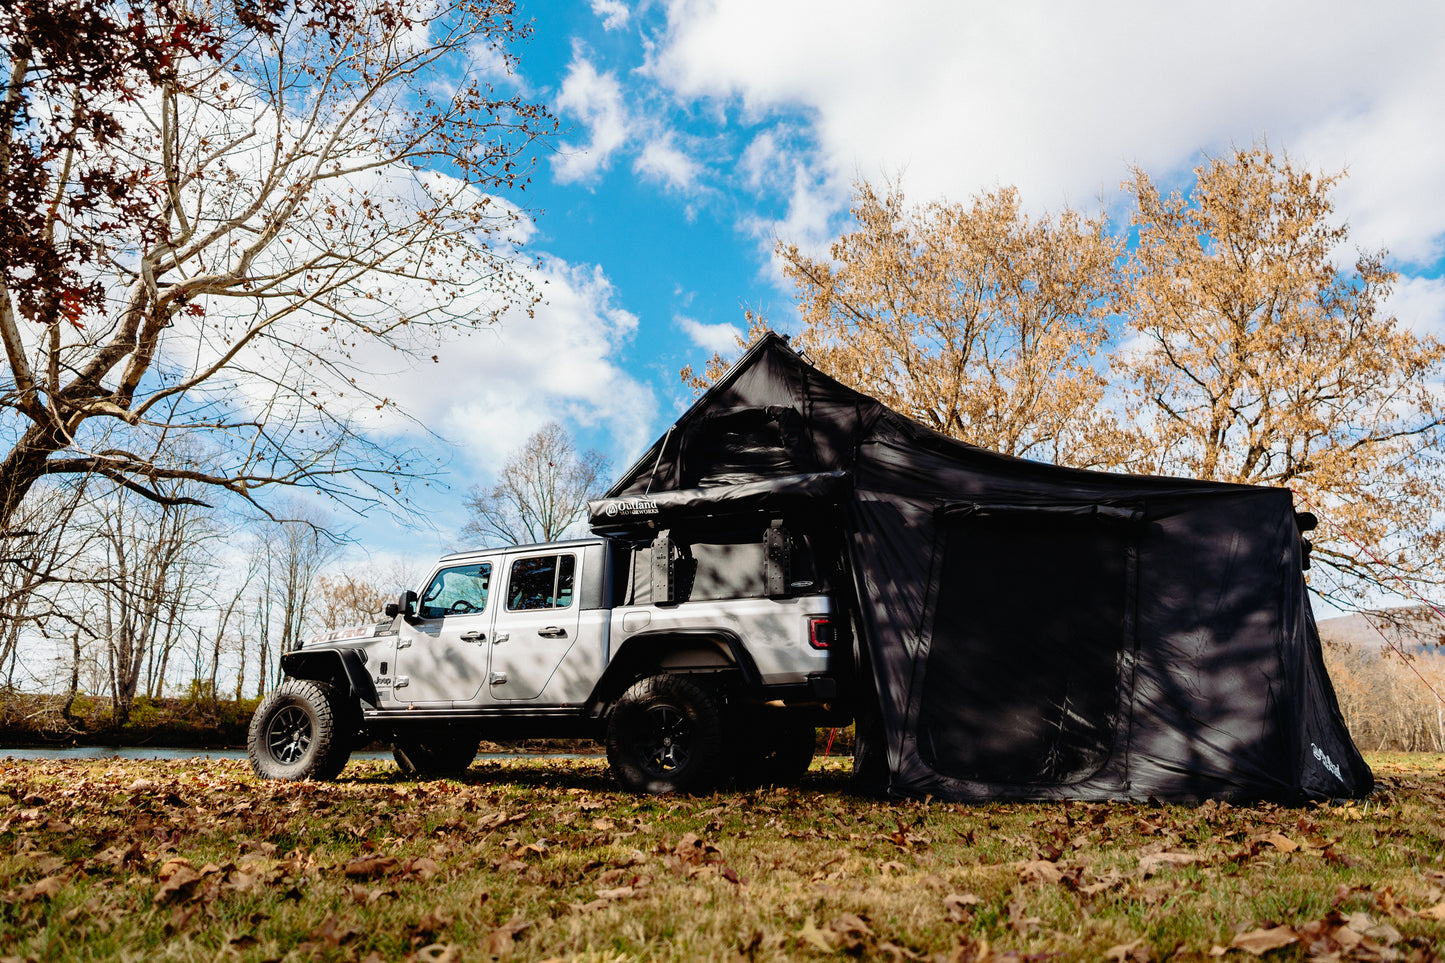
[595,886,634,901]
[1138,851,1199,876]
[342,855,399,879]
[823,913,873,953]
[1105,938,1150,963]
[1417,901,1445,921]
[1230,925,1298,955]
[797,916,834,953]
[1259,832,1299,853]
[1017,859,1064,884]
[483,919,533,959]
[12,875,65,903]
[347,884,398,905]
[399,856,441,880]
[945,892,980,923]
[153,860,222,906]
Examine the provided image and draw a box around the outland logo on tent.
[1312,742,1345,786]
[604,497,659,517]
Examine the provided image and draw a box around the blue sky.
[358,0,1445,562]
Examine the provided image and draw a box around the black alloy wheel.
[636,703,692,775]
[266,704,313,765]
[606,674,725,794]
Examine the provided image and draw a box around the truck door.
[485,549,584,702]
[393,559,497,705]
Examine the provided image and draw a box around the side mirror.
[385,590,418,619]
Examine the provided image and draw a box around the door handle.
[537,626,567,639]
[492,632,509,644]
[459,631,486,643]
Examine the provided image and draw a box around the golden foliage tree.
[1117,147,1445,603]
[691,146,1445,604]
[776,182,1125,467]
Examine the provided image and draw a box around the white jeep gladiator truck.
[247,515,851,793]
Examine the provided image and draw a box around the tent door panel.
[919,509,1132,785]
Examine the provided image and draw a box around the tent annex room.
[594,332,1372,803]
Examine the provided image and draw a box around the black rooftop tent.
[593,333,1372,802]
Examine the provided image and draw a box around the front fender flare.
[280,648,378,709]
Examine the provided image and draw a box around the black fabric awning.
[588,470,852,534]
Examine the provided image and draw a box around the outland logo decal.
[604,498,659,517]
[1311,742,1345,786]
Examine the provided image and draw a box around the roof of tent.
[596,332,1372,802]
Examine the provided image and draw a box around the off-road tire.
[734,711,816,786]
[606,674,725,794]
[248,679,353,781]
[392,728,480,777]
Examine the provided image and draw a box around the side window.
[506,554,576,611]
[418,563,491,619]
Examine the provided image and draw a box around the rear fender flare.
[589,629,760,710]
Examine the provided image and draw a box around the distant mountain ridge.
[1317,607,1444,654]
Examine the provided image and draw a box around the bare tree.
[0,476,91,689]
[194,554,258,708]
[85,482,215,724]
[0,0,554,528]
[243,501,339,696]
[461,422,610,545]
[311,559,418,631]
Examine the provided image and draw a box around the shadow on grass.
[336,755,861,798]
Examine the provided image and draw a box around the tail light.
[808,616,836,650]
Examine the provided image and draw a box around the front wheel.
[606,674,725,794]
[392,728,480,777]
[248,679,352,781]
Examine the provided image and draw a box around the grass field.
[1,752,1443,962]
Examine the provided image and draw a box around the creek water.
[0,747,595,762]
[0,747,395,761]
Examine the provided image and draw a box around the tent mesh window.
[681,407,808,488]
[918,509,1131,785]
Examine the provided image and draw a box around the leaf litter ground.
[1,753,1443,961]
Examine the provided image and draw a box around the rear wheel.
[606,674,724,794]
[248,679,353,781]
[392,728,480,777]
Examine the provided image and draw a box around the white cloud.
[648,0,1445,265]
[467,39,517,84]
[634,136,702,191]
[739,129,786,192]
[368,255,655,472]
[740,160,850,283]
[591,0,631,31]
[1386,274,1445,340]
[552,53,631,184]
[676,315,742,353]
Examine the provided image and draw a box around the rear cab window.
[506,553,576,611]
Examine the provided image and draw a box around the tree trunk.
[60,630,82,723]
[0,420,70,530]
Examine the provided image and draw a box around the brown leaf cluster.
[1,757,1443,962]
